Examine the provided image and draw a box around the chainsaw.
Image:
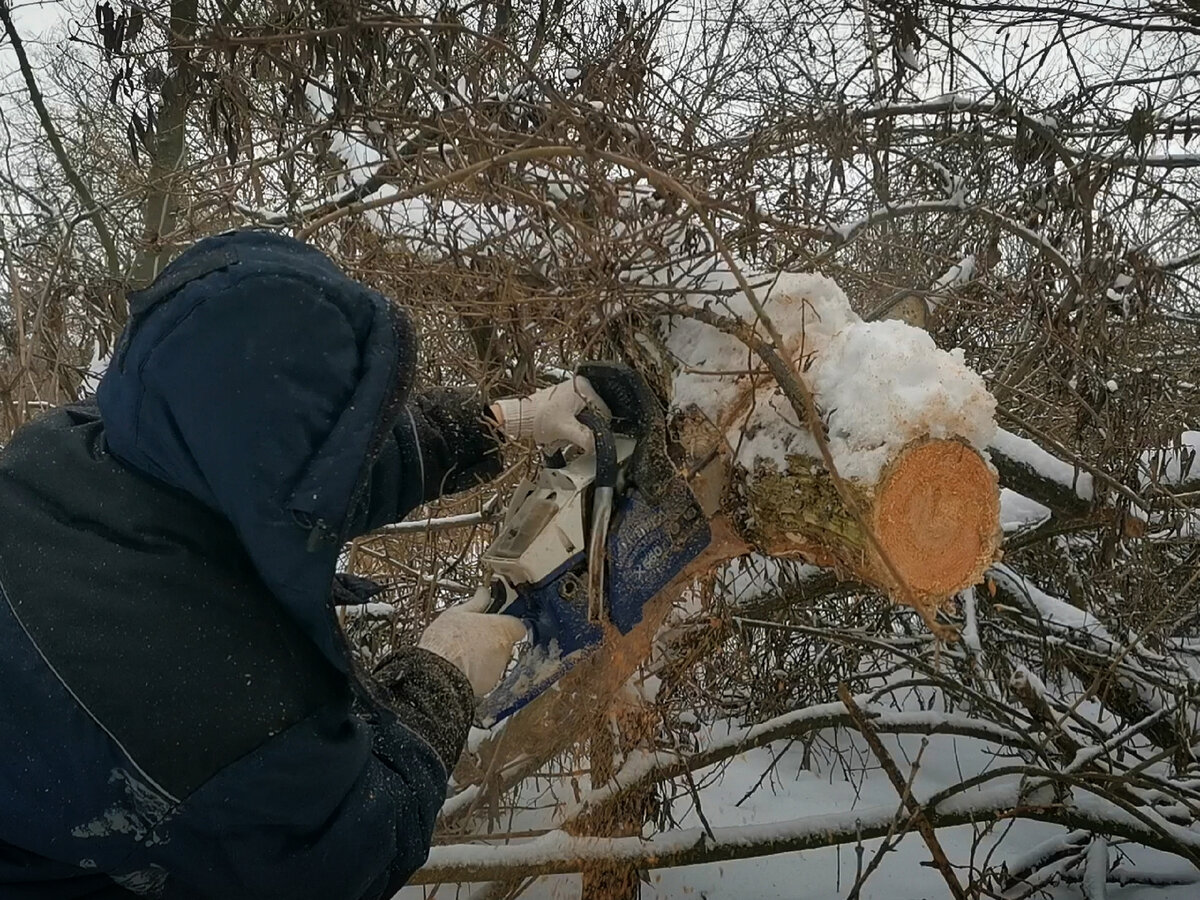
[475,362,712,727]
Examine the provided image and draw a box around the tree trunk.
[130,0,202,291]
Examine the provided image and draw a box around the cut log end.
[740,437,1001,620]
[872,439,1001,607]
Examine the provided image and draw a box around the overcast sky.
[1,0,76,73]
[1,0,80,136]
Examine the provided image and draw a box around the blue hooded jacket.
[0,231,501,897]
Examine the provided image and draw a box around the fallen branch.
[414,781,1200,883]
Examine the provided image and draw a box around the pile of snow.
[665,270,996,482]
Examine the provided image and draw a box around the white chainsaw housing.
[483,437,635,587]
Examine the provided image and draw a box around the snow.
[377,509,496,534]
[666,269,996,482]
[339,602,396,620]
[1011,663,1047,701]
[929,253,976,307]
[1027,113,1060,131]
[1141,430,1200,486]
[961,588,982,656]
[1000,488,1052,531]
[988,428,1095,501]
[410,704,1198,899]
[666,271,846,419]
[807,320,996,481]
[304,87,998,493]
[1002,829,1089,880]
[718,555,827,607]
[990,563,1115,645]
[416,733,1027,886]
[300,83,534,253]
[561,697,1027,824]
[78,341,110,398]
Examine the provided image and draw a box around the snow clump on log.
[665,269,996,484]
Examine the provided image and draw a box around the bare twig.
[838,684,968,900]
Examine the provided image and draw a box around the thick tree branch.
[988,428,1095,518]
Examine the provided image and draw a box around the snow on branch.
[990,563,1114,645]
[987,565,1198,753]
[235,165,395,227]
[372,507,499,535]
[1141,431,1200,493]
[821,200,1080,292]
[338,602,397,620]
[988,428,1095,517]
[561,698,1031,822]
[415,780,1200,883]
[824,199,968,244]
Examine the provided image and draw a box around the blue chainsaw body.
[474,362,712,728]
[476,487,710,726]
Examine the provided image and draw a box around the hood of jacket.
[97,230,416,671]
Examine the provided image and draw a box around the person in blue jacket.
[0,230,607,898]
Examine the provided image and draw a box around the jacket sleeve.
[107,656,475,900]
[349,648,476,898]
[367,646,475,773]
[354,387,505,533]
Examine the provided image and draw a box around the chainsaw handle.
[576,407,617,488]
